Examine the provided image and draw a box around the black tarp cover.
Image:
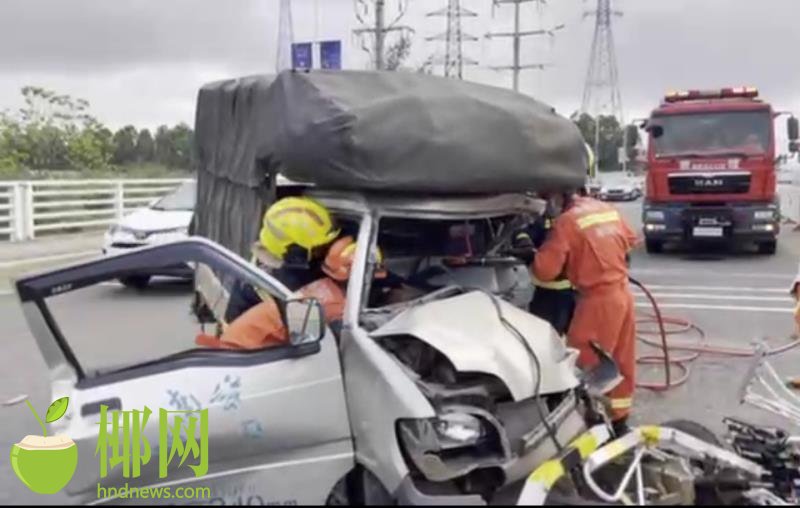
[192,75,278,258]
[192,71,587,257]
[266,70,587,193]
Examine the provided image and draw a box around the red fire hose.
[629,277,800,391]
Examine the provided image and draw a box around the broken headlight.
[432,413,486,448]
[397,412,505,482]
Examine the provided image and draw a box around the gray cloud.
[1,0,799,138]
[0,0,274,72]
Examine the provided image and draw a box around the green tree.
[20,123,70,169]
[385,35,412,71]
[6,87,102,170]
[623,124,640,164]
[573,113,624,171]
[154,125,171,166]
[168,123,193,169]
[154,124,194,169]
[112,125,138,165]
[1,86,192,174]
[67,121,113,170]
[0,111,23,170]
[135,129,155,163]
[19,86,91,128]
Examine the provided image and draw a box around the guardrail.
[0,179,191,241]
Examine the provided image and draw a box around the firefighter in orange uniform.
[196,235,386,350]
[532,190,640,433]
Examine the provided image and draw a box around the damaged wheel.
[325,467,392,506]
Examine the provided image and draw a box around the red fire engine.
[642,87,798,254]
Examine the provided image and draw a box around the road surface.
[1,200,799,504]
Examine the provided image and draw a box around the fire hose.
[629,277,800,392]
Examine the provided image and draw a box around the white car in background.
[102,180,196,288]
[599,179,641,201]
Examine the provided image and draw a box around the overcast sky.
[2,0,800,144]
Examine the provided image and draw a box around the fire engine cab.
[641,87,797,254]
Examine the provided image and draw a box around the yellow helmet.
[259,197,340,261]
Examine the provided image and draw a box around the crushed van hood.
[371,291,580,401]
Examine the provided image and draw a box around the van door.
[15,239,353,505]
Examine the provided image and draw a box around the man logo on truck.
[694,178,724,188]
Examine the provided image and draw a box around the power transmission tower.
[276,0,295,72]
[353,0,415,70]
[487,0,564,92]
[581,0,624,121]
[425,0,479,79]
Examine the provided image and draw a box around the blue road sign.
[291,42,313,70]
[320,40,342,70]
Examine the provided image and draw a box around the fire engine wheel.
[645,239,664,254]
[757,240,777,255]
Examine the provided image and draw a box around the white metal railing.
[0,179,191,241]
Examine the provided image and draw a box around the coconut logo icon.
[9,397,78,495]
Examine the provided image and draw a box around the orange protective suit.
[532,196,639,421]
[195,278,346,350]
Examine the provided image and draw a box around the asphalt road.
[2,199,800,504]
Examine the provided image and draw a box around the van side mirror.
[285,298,325,345]
[788,116,799,145]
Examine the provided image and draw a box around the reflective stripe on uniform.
[532,276,573,291]
[610,397,633,410]
[577,210,620,230]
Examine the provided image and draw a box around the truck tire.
[119,275,151,290]
[645,239,663,254]
[758,240,777,255]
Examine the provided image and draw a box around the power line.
[487,0,564,92]
[581,0,624,122]
[353,0,415,70]
[425,0,479,79]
